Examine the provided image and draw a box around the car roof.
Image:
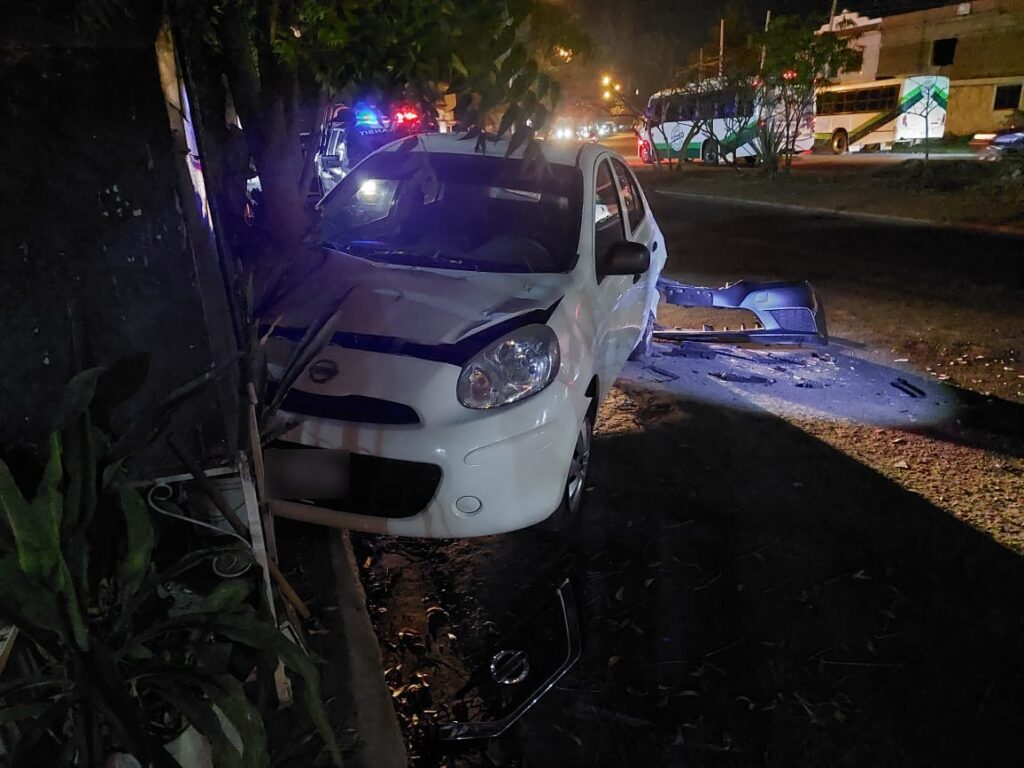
[374,132,613,169]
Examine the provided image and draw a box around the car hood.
[266,251,569,355]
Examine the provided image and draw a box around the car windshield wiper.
[319,240,476,269]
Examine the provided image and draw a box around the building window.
[931,38,957,66]
[994,84,1022,111]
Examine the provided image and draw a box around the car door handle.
[652,241,659,252]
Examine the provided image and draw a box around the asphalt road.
[366,199,1024,767]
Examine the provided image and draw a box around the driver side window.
[594,160,624,267]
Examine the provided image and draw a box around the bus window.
[698,91,719,120]
[680,94,698,121]
[664,98,681,122]
[650,97,664,123]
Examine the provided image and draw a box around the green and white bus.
[813,75,950,154]
[638,82,815,164]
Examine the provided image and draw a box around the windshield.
[317,150,583,273]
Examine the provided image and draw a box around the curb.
[655,189,1024,237]
[328,531,407,768]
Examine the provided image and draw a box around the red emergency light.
[393,107,421,125]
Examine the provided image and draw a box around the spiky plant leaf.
[113,480,154,605]
[133,614,341,766]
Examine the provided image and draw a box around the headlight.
[457,324,560,409]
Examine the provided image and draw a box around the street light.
[602,90,612,100]
[614,83,621,92]
[601,74,612,86]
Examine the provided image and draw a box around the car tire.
[701,140,720,164]
[628,312,655,363]
[830,129,849,155]
[539,411,594,532]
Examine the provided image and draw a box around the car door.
[610,157,664,323]
[591,157,647,390]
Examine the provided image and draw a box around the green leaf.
[54,366,105,432]
[197,579,253,614]
[117,545,249,633]
[0,554,63,637]
[86,640,180,767]
[134,614,341,766]
[450,52,467,77]
[0,702,53,727]
[114,480,154,605]
[63,410,103,602]
[153,680,242,768]
[0,456,29,548]
[497,104,519,138]
[8,698,70,766]
[213,676,269,768]
[2,434,88,649]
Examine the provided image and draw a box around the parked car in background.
[972,127,1024,160]
[263,134,666,537]
[316,101,439,195]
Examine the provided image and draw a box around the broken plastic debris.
[890,378,926,398]
[709,372,775,385]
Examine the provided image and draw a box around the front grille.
[272,444,442,519]
[770,308,817,333]
[279,389,420,425]
[348,454,442,518]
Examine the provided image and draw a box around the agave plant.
[0,368,341,767]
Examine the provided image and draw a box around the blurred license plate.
[264,448,350,500]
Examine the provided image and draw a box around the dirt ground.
[356,376,1024,767]
[356,170,1024,767]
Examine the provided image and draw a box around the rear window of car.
[318,151,583,274]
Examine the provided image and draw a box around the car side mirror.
[598,240,650,282]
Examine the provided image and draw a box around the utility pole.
[718,18,725,77]
[829,0,838,30]
[760,10,771,72]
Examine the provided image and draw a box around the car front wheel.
[540,412,594,531]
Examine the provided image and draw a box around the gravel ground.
[358,378,1024,767]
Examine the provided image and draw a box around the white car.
[265,133,666,537]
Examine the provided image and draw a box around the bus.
[813,75,949,154]
[638,81,815,164]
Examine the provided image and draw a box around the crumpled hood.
[267,251,569,349]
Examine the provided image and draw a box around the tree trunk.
[218,2,308,253]
[297,86,331,197]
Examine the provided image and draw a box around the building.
[824,0,1024,134]
[818,11,884,83]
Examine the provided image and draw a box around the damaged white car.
[264,134,666,537]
